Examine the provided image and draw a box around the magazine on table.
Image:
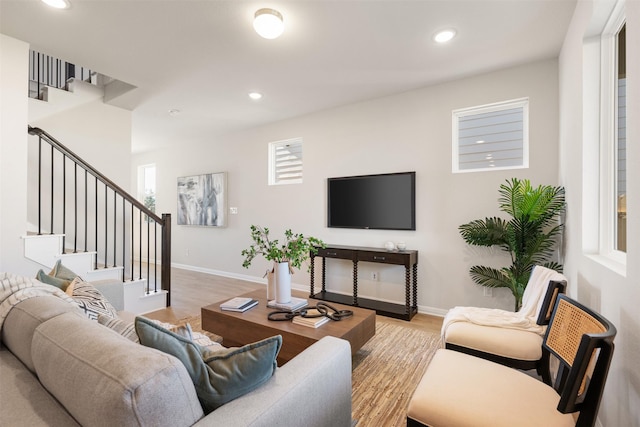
[220,297,259,312]
[267,296,308,312]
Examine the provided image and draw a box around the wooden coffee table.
[201,289,376,365]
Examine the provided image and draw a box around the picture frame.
[177,172,227,227]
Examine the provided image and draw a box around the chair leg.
[537,354,552,385]
[407,417,428,427]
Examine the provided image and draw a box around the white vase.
[275,262,292,304]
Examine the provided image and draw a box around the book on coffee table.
[292,309,330,328]
[220,297,259,312]
[267,296,308,312]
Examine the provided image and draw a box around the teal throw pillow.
[49,259,79,281]
[135,316,281,414]
[36,269,70,290]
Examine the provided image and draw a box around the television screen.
[327,172,416,230]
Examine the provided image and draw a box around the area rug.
[180,316,441,427]
[351,321,441,426]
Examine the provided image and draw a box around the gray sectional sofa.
[0,295,353,426]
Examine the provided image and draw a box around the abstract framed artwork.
[177,172,227,227]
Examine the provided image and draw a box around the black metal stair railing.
[29,50,95,99]
[28,126,171,306]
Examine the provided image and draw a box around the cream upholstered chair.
[407,294,617,427]
[442,265,566,383]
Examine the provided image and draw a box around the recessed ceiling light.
[434,29,456,43]
[168,109,181,116]
[253,8,284,39]
[41,0,70,9]
[248,92,263,100]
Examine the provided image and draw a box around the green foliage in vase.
[241,225,325,270]
[458,178,566,311]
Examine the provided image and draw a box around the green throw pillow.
[135,316,281,414]
[36,269,70,290]
[49,259,79,281]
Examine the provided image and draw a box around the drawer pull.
[327,252,337,256]
[374,256,385,261]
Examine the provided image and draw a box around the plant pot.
[275,262,292,304]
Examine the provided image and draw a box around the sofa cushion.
[407,349,575,427]
[0,347,80,426]
[66,278,118,320]
[135,316,281,414]
[445,321,543,361]
[32,312,204,427]
[1,296,80,373]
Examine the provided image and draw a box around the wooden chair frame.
[410,294,617,427]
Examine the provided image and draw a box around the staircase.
[22,51,171,314]
[23,233,167,314]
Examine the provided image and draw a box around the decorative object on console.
[241,225,325,304]
[396,242,406,251]
[384,241,396,251]
[177,172,227,227]
[458,178,565,311]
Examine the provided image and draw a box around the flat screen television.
[327,172,416,230]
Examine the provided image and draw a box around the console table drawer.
[317,248,355,260]
[358,251,406,265]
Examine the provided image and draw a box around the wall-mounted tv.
[327,171,416,230]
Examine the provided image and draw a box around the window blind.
[269,138,303,185]
[453,99,528,172]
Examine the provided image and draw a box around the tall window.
[615,23,626,252]
[452,98,529,173]
[139,164,156,219]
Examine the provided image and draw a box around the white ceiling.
[0,0,577,153]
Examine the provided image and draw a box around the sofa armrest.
[91,280,124,311]
[193,336,353,427]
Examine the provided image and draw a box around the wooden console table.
[310,245,418,321]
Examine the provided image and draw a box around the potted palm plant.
[458,178,566,311]
[241,225,325,303]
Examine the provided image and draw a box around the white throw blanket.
[0,272,76,340]
[441,266,567,340]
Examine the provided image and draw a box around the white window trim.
[268,137,303,186]
[598,2,626,266]
[452,97,529,173]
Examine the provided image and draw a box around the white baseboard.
[171,262,445,318]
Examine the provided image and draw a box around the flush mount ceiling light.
[433,29,456,43]
[41,0,70,9]
[168,109,181,116]
[253,8,284,39]
[248,92,263,100]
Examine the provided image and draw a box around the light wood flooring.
[145,266,443,335]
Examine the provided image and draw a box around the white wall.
[0,34,133,275]
[133,58,560,315]
[0,34,34,274]
[559,1,640,426]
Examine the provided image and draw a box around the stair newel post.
[38,134,42,235]
[50,144,54,234]
[161,213,171,307]
[62,154,66,250]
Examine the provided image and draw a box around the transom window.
[452,98,529,173]
[268,138,303,185]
